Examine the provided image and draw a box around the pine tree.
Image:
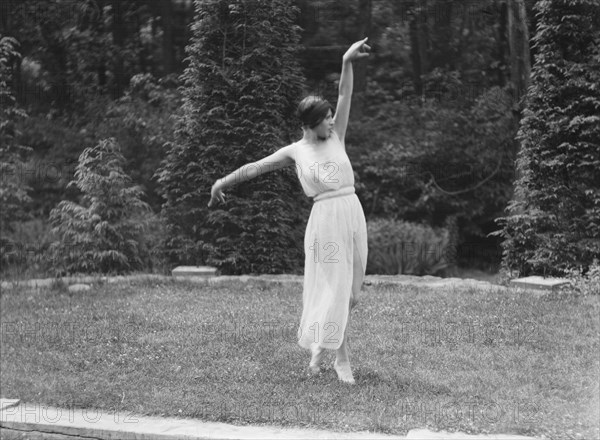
[49,138,152,274]
[156,0,309,275]
[496,0,600,276]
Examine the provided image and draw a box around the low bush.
[564,259,600,296]
[366,218,455,276]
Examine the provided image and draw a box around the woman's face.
[313,109,334,140]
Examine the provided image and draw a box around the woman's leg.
[334,239,363,383]
[308,342,325,374]
[334,310,354,383]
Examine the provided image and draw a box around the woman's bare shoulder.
[282,139,310,157]
[280,141,299,156]
[270,141,302,165]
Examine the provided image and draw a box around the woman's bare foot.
[333,359,355,384]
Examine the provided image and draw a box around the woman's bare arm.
[208,144,295,207]
[333,38,371,142]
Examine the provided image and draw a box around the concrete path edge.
[0,401,543,440]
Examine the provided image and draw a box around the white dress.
[292,131,368,350]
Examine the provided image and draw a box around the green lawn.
[1,278,598,439]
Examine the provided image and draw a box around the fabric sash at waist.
[313,186,355,203]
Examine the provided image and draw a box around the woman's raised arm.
[333,38,371,142]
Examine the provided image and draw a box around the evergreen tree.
[49,138,152,274]
[496,0,600,276]
[156,0,309,274]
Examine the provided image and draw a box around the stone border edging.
[0,272,541,294]
[1,274,169,291]
[0,400,543,440]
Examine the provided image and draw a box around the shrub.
[49,138,152,275]
[366,218,456,276]
[564,259,600,296]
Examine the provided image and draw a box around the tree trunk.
[160,0,175,74]
[14,55,22,104]
[409,19,422,96]
[436,0,454,70]
[111,0,126,98]
[0,0,11,35]
[409,0,428,98]
[97,0,107,89]
[497,1,508,86]
[507,0,531,106]
[507,0,531,209]
[353,0,371,118]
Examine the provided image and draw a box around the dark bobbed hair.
[297,96,334,129]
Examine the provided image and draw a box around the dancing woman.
[209,38,370,384]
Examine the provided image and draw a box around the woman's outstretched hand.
[208,180,225,207]
[343,37,371,63]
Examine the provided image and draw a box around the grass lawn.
[1,278,598,439]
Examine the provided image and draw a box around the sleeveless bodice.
[292,131,355,198]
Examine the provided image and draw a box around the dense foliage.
[343,0,528,271]
[156,0,310,274]
[2,0,598,278]
[49,138,152,274]
[14,72,183,218]
[495,0,600,276]
[355,86,517,230]
[0,36,32,269]
[3,0,191,111]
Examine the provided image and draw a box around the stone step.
[171,266,218,278]
[509,276,570,291]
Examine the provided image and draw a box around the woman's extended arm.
[208,144,295,207]
[333,38,371,142]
